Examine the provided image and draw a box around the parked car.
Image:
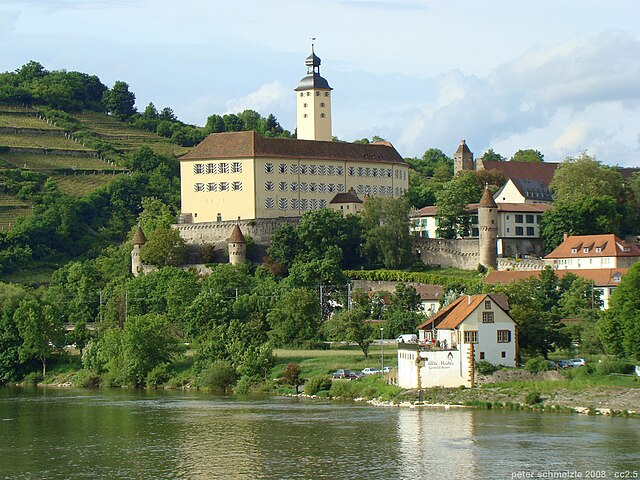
[558,358,586,369]
[382,366,391,373]
[361,368,380,375]
[332,369,360,380]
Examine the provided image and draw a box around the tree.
[493,268,571,358]
[598,262,640,359]
[405,148,453,178]
[0,283,30,382]
[361,197,412,268]
[550,153,624,205]
[510,149,544,162]
[541,196,621,252]
[435,172,482,238]
[480,148,506,162]
[103,81,136,120]
[388,283,421,312]
[325,307,374,357]
[382,309,424,339]
[139,227,187,267]
[266,288,321,347]
[14,298,62,376]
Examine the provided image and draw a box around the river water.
[0,388,638,480]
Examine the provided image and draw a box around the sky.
[1,0,639,165]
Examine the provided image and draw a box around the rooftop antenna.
[310,37,316,53]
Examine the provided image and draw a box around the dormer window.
[596,247,602,253]
[613,273,622,282]
[571,248,578,254]
[583,248,589,253]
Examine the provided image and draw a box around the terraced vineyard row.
[0,113,61,130]
[0,153,126,171]
[0,207,32,231]
[52,173,124,196]
[0,194,30,207]
[0,133,92,150]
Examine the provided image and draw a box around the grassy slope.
[0,105,190,231]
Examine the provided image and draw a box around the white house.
[544,233,640,270]
[397,294,517,389]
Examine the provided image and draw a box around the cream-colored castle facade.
[179,47,408,224]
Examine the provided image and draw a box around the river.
[0,388,638,479]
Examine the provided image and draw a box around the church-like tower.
[295,44,333,141]
[454,140,474,174]
[478,186,498,269]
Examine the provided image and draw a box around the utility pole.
[347,283,352,311]
[319,285,324,320]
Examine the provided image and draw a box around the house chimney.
[563,232,568,242]
[468,295,471,305]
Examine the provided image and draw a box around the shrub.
[304,375,332,396]
[282,363,302,386]
[146,363,171,388]
[595,359,636,376]
[72,369,101,388]
[524,391,543,405]
[475,361,498,375]
[22,372,43,386]
[197,360,237,392]
[524,356,550,373]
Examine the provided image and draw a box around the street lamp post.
[380,327,384,376]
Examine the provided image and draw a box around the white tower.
[295,43,333,141]
[131,225,146,277]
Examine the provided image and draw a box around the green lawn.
[272,344,397,379]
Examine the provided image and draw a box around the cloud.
[0,10,19,37]
[225,81,289,115]
[392,31,640,165]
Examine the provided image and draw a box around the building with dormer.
[544,234,640,270]
[178,47,408,225]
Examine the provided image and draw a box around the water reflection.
[0,389,639,480]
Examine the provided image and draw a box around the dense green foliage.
[0,147,180,274]
[541,153,640,251]
[598,262,640,359]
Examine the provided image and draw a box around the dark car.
[332,369,360,380]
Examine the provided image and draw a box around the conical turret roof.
[132,225,147,245]
[479,186,497,208]
[229,224,246,243]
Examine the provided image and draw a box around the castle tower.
[478,186,498,269]
[228,224,247,265]
[454,140,474,175]
[131,224,147,277]
[295,43,333,141]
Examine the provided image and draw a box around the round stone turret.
[131,225,147,277]
[228,224,247,265]
[478,186,498,269]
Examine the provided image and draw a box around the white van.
[396,334,417,344]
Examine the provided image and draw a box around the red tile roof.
[229,224,246,243]
[486,268,628,287]
[481,161,559,184]
[411,202,550,217]
[545,234,640,259]
[417,294,510,330]
[180,131,406,165]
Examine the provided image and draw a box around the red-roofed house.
[397,294,517,388]
[544,234,640,270]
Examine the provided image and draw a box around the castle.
[174,46,408,259]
